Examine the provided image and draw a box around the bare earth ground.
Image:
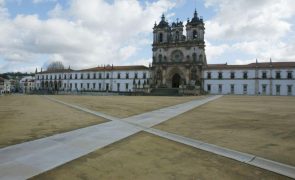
[31,132,287,180]
[155,95,295,166]
[53,95,203,118]
[0,95,106,148]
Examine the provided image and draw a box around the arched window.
[159,33,163,43]
[199,54,203,63]
[192,53,197,62]
[175,31,179,41]
[157,70,162,80]
[158,54,162,63]
[191,68,197,80]
[193,30,197,39]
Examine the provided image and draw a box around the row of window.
[207,84,293,95]
[157,30,198,43]
[154,53,202,63]
[37,72,147,80]
[207,71,293,79]
[40,82,133,91]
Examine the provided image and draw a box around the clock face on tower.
[171,50,184,62]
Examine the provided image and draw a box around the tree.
[47,61,65,71]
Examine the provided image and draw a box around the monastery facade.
[35,10,295,96]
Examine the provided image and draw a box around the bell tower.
[151,10,206,92]
[153,14,170,44]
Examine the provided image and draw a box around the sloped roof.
[0,77,7,81]
[205,62,295,70]
[80,65,149,72]
[37,69,74,74]
[36,65,149,74]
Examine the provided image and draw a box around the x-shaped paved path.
[0,95,294,179]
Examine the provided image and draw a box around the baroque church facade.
[35,10,295,96]
[151,11,206,89]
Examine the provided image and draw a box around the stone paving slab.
[249,157,295,179]
[144,128,295,179]
[3,95,294,179]
[46,95,295,178]
[44,96,120,121]
[0,121,142,180]
[123,95,222,127]
[0,96,220,180]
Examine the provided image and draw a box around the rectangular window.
[117,83,120,92]
[93,73,96,79]
[81,74,84,79]
[143,72,146,79]
[218,84,222,93]
[106,73,109,79]
[243,84,248,94]
[70,74,72,79]
[126,83,129,90]
[93,83,96,89]
[243,72,248,79]
[64,83,66,88]
[99,73,102,79]
[117,73,121,79]
[80,83,83,89]
[75,74,77,79]
[230,84,234,94]
[87,83,90,89]
[54,75,57,80]
[59,75,61,79]
[287,85,292,95]
[50,75,52,80]
[135,72,138,79]
[70,83,72,89]
[276,85,281,95]
[207,72,211,79]
[99,83,101,90]
[106,83,109,91]
[230,72,235,79]
[276,72,281,79]
[87,74,90,79]
[46,75,48,80]
[75,83,77,89]
[63,75,66,79]
[287,72,293,79]
[207,84,211,92]
[262,72,267,79]
[262,84,267,94]
[218,72,223,79]
[126,73,129,79]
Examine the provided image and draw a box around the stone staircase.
[150,88,180,96]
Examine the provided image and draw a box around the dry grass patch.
[155,95,295,166]
[53,95,202,118]
[31,132,287,180]
[0,95,106,147]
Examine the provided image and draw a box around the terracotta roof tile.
[38,69,74,74]
[37,65,149,74]
[205,62,295,70]
[79,65,149,72]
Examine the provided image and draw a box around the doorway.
[172,73,181,88]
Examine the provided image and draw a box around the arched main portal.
[172,73,181,88]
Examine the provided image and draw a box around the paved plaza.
[0,95,294,179]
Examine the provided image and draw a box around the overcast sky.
[0,0,295,73]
